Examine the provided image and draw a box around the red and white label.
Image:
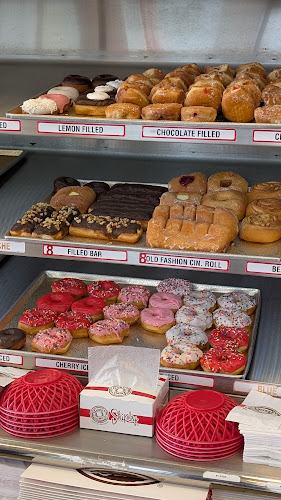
[43,244,127,262]
[37,121,125,136]
[142,125,236,141]
[0,353,23,365]
[163,372,214,388]
[35,357,88,372]
[0,240,25,253]
[139,252,229,271]
[234,380,281,397]
[0,119,21,132]
[253,129,281,143]
[246,261,281,275]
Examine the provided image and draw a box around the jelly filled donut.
[55,311,92,338]
[30,327,72,354]
[89,319,129,344]
[51,278,87,300]
[156,278,192,297]
[118,285,150,309]
[160,343,203,369]
[168,173,207,195]
[18,308,58,335]
[149,292,182,313]
[208,327,249,352]
[88,280,121,305]
[200,346,247,375]
[103,303,140,325]
[213,308,251,332]
[217,291,256,314]
[175,306,213,330]
[183,290,217,313]
[165,324,208,349]
[71,297,106,321]
[140,307,175,334]
[37,292,75,313]
[0,328,26,350]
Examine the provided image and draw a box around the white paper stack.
[18,463,210,500]
[0,457,28,500]
[226,390,281,468]
[211,484,281,499]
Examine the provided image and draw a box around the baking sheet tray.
[0,150,25,177]
[0,270,261,380]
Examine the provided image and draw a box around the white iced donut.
[213,308,251,331]
[157,278,192,297]
[217,291,256,314]
[183,290,217,313]
[160,343,203,369]
[165,324,208,349]
[175,306,213,330]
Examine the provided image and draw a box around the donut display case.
[1,0,281,497]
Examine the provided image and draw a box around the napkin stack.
[226,390,281,468]
[0,457,28,500]
[211,484,281,499]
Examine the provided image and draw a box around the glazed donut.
[254,105,281,124]
[177,63,202,77]
[149,292,182,312]
[62,74,91,93]
[205,63,234,78]
[143,68,166,85]
[222,84,256,122]
[71,297,106,321]
[88,281,121,305]
[51,278,87,299]
[213,308,251,331]
[0,328,26,350]
[18,309,58,335]
[30,327,72,354]
[37,292,75,313]
[234,71,267,91]
[239,214,281,243]
[165,324,208,349]
[103,303,140,325]
[202,190,247,220]
[159,191,202,206]
[268,67,281,83]
[165,70,194,88]
[89,319,129,344]
[181,106,217,122]
[140,307,175,334]
[160,343,203,369]
[207,171,248,193]
[208,327,249,352]
[156,278,192,297]
[53,176,80,193]
[116,85,150,108]
[150,86,185,104]
[55,311,92,338]
[247,181,281,202]
[183,290,217,313]
[200,346,247,375]
[118,285,150,309]
[236,62,267,79]
[175,306,213,330]
[246,198,281,219]
[184,83,223,110]
[262,84,281,106]
[105,103,141,119]
[124,74,154,94]
[217,291,256,314]
[141,103,182,121]
[228,78,261,107]
[50,186,96,213]
[168,173,207,195]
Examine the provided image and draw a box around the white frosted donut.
[183,290,217,313]
[213,308,251,330]
[217,291,256,314]
[160,343,203,369]
[165,324,208,349]
[175,306,213,330]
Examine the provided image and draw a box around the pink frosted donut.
[175,306,213,330]
[140,307,175,334]
[183,290,217,313]
[103,303,140,324]
[89,319,129,344]
[157,278,192,297]
[149,292,182,312]
[217,291,256,314]
[165,324,208,349]
[160,343,203,369]
[118,285,150,309]
[30,327,72,354]
[213,308,251,331]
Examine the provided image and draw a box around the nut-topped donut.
[0,328,26,350]
[50,186,96,213]
[88,280,121,305]
[37,292,75,313]
[118,285,150,309]
[55,311,92,338]
[208,327,249,352]
[213,308,251,332]
[18,308,58,335]
[183,290,217,313]
[103,303,140,325]
[217,291,256,314]
[89,319,129,344]
[156,278,192,297]
[200,346,247,375]
[160,343,203,369]
[165,324,208,349]
[149,292,182,313]
[175,305,213,330]
[51,278,87,299]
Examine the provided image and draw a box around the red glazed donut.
[71,297,106,321]
[55,311,92,338]
[18,308,58,335]
[37,292,75,313]
[208,327,249,352]
[200,346,247,375]
[51,278,87,299]
[88,281,121,305]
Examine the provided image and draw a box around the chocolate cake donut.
[0,328,26,349]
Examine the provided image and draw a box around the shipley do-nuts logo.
[90,405,139,426]
[108,386,132,397]
[244,405,281,416]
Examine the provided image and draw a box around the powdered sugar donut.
[149,292,182,312]
[140,307,175,334]
[160,343,203,369]
[217,291,256,314]
[157,278,192,297]
[183,290,217,313]
[175,306,213,330]
[165,324,208,349]
[213,308,251,331]
[208,326,249,352]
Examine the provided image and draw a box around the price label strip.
[35,357,88,373]
[0,119,21,132]
[37,121,125,137]
[0,353,23,365]
[142,125,236,141]
[253,129,281,143]
[203,471,240,483]
[233,380,281,398]
[0,240,25,254]
[246,261,281,275]
[163,372,214,388]
[139,252,229,271]
[43,244,127,262]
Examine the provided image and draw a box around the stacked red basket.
[0,369,83,438]
[156,389,243,461]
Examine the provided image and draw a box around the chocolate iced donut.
[53,176,80,193]
[83,181,110,199]
[62,74,91,93]
[0,328,26,349]
[92,74,119,88]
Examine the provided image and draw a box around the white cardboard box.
[79,376,169,437]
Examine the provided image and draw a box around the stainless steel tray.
[0,270,261,383]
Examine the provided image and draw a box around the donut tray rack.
[0,270,261,393]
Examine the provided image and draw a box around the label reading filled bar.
[43,244,127,262]
[139,252,229,271]
[0,240,25,253]
[35,357,88,372]
[142,125,236,141]
[246,261,281,275]
[165,372,214,388]
[0,353,23,365]
[37,121,125,137]
[0,119,21,132]
[253,129,281,143]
